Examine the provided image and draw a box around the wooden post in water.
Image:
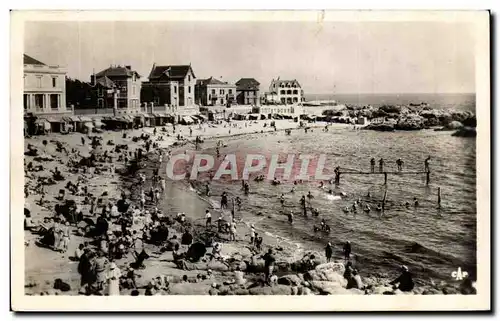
[382,189,387,214]
[384,172,388,185]
[426,171,430,186]
[437,187,441,209]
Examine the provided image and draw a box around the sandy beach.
[24,119,473,296]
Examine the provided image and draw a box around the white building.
[23,54,70,116]
[265,78,304,105]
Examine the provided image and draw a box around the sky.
[24,21,476,94]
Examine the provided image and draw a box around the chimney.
[125,65,131,70]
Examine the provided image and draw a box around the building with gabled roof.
[195,76,236,107]
[235,78,260,106]
[141,63,196,110]
[90,65,141,114]
[23,54,70,117]
[266,77,304,105]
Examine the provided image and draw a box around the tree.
[66,77,94,108]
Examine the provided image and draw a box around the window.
[52,77,57,88]
[293,97,298,103]
[287,90,292,95]
[23,94,29,110]
[220,99,224,105]
[97,98,104,108]
[293,90,298,95]
[280,90,285,95]
[36,76,42,88]
[188,75,191,82]
[132,85,136,95]
[229,89,232,94]
[174,86,177,94]
[50,94,59,110]
[188,86,191,94]
[220,89,224,95]
[35,94,44,108]
[133,74,136,82]
[212,89,216,94]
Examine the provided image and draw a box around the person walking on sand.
[379,158,385,172]
[61,222,71,253]
[370,157,376,173]
[229,220,237,241]
[343,241,352,261]
[205,210,212,228]
[250,224,256,245]
[325,242,333,262]
[107,262,121,296]
[300,195,307,216]
[160,178,166,193]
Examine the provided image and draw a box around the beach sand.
[23,119,466,296]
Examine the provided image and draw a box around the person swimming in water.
[307,191,314,199]
[413,197,419,207]
[290,187,295,193]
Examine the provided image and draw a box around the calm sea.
[304,93,476,112]
[160,93,476,287]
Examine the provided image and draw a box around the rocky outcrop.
[394,116,425,130]
[436,120,463,131]
[364,123,395,132]
[452,127,477,137]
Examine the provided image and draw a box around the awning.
[84,122,94,128]
[197,114,208,120]
[35,118,51,130]
[62,116,73,123]
[68,116,80,122]
[79,116,92,122]
[92,118,105,128]
[182,116,194,124]
[44,116,63,123]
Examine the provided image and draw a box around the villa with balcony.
[90,65,142,115]
[23,54,70,116]
[195,77,236,107]
[265,77,304,105]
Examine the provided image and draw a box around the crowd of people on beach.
[23,116,474,296]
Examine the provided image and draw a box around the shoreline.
[23,119,470,295]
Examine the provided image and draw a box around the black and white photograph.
[10,10,490,311]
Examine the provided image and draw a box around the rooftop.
[236,78,260,90]
[149,64,195,80]
[95,65,140,78]
[24,54,46,66]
